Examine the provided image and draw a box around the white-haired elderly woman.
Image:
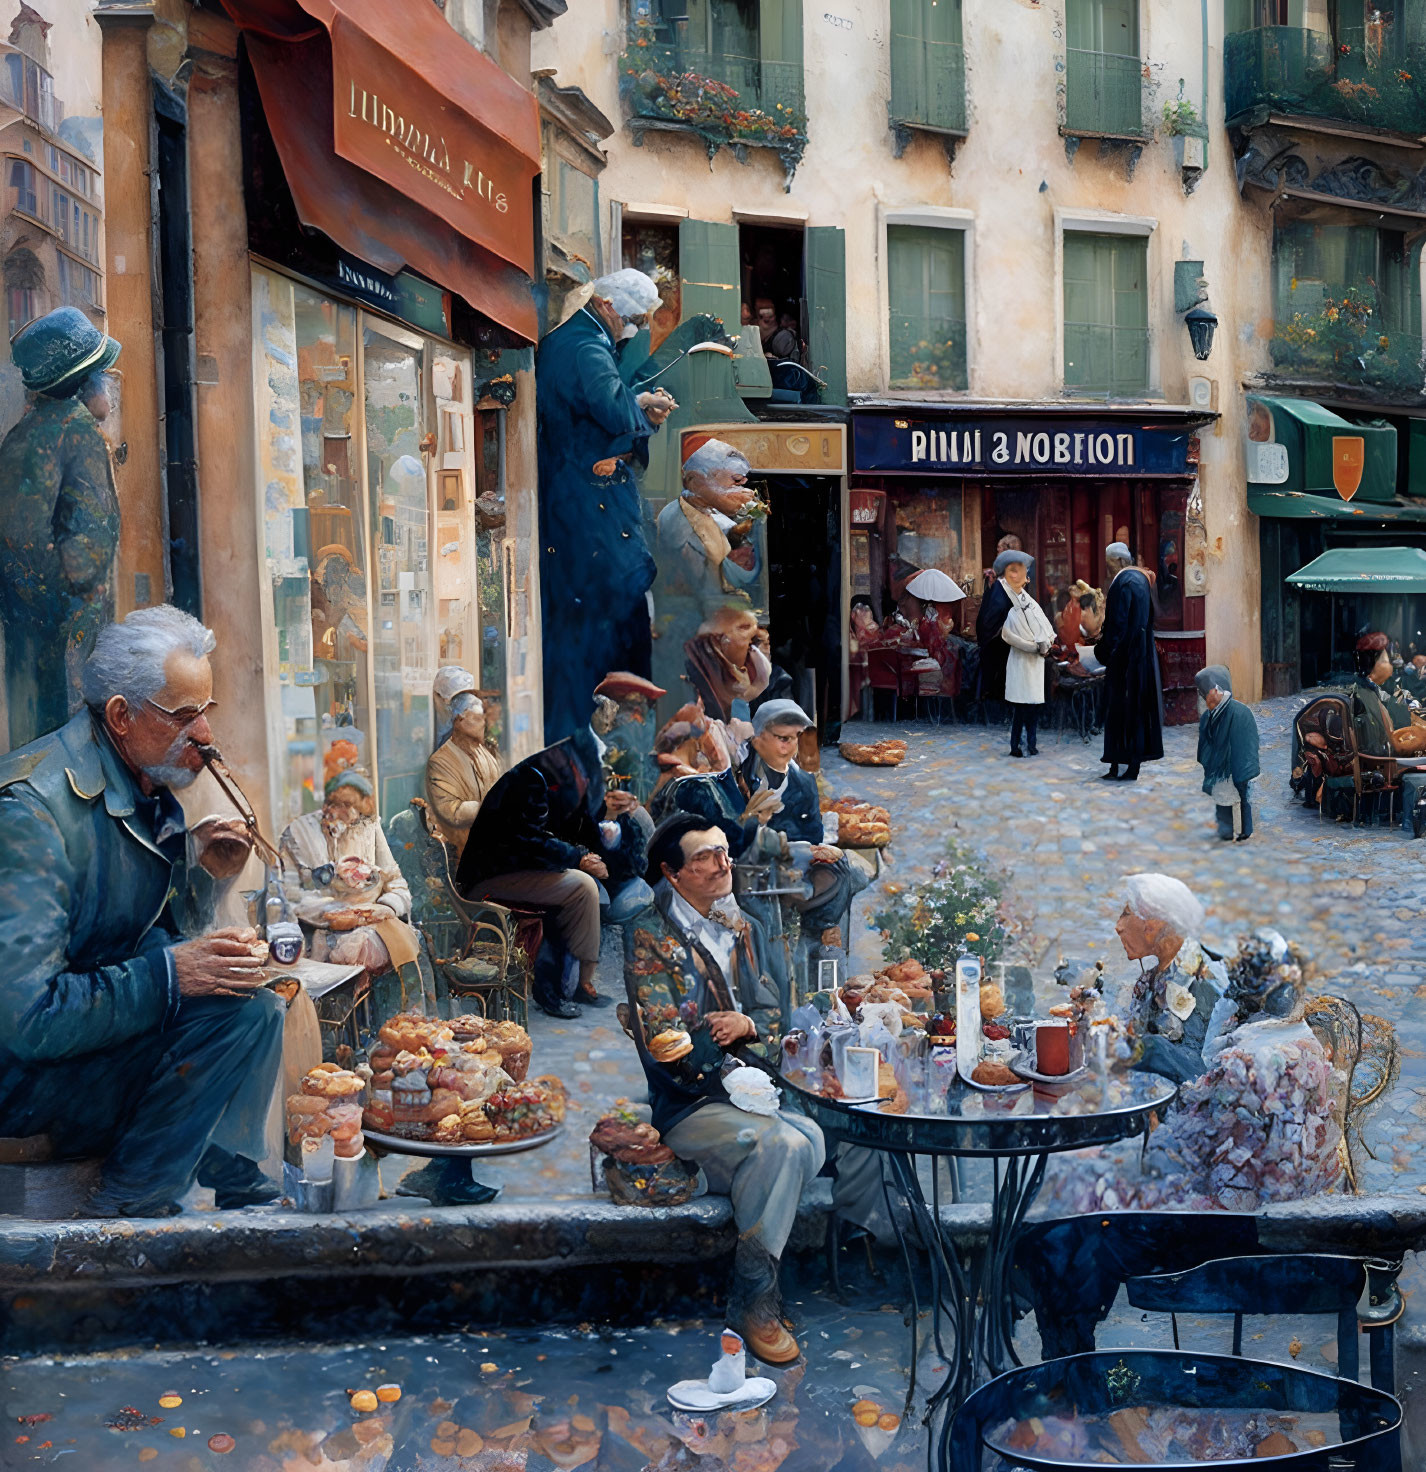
[537,266,679,743]
[657,438,764,617]
[1116,872,1229,1084]
[280,770,417,978]
[996,548,1056,757]
[424,691,504,855]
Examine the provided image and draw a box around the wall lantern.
[1185,302,1218,361]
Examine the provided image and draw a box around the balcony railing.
[889,37,967,136]
[1063,48,1145,137]
[889,313,968,391]
[1270,291,1426,400]
[1226,26,1426,136]
[622,22,807,174]
[1063,322,1152,398]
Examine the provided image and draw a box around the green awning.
[1287,545,1426,592]
[1247,488,1426,521]
[1248,395,1397,504]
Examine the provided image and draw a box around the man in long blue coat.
[537,270,676,743]
[1095,542,1164,782]
[0,606,285,1217]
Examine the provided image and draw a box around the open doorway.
[740,222,805,359]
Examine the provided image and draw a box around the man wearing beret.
[0,307,122,749]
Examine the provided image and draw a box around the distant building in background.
[0,0,104,434]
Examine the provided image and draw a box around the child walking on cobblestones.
[1195,665,1261,841]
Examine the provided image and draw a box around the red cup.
[1035,1021,1071,1077]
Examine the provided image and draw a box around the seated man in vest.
[0,606,285,1217]
[624,815,891,1362]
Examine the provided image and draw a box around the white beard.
[142,732,200,791]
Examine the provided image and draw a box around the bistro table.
[780,1064,1177,1447]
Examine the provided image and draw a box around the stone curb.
[3,1192,1421,1296]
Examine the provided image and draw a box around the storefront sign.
[324,254,450,337]
[852,415,1192,477]
[327,10,538,271]
[686,422,847,475]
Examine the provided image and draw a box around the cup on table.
[267,920,304,966]
[1035,1020,1071,1077]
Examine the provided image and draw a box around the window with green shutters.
[1064,0,1144,137]
[1272,220,1425,398]
[887,225,967,391]
[1062,232,1150,397]
[889,0,966,136]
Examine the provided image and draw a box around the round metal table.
[781,1066,1178,1446]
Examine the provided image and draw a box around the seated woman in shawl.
[1194,665,1261,842]
[683,604,771,722]
[280,771,418,978]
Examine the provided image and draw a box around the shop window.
[886,224,967,391]
[9,158,36,218]
[621,217,680,350]
[1271,219,1424,395]
[1062,231,1149,397]
[251,265,482,827]
[1064,0,1143,136]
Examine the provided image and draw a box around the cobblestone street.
[478,694,1424,1208]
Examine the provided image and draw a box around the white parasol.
[904,567,966,603]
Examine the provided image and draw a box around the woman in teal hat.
[0,305,122,747]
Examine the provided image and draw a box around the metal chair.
[386,799,530,1025]
[1125,1251,1401,1392]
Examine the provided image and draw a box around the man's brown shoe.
[740,1315,801,1365]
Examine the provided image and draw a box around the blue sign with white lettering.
[852,414,1193,477]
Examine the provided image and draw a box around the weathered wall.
[535,0,1269,698]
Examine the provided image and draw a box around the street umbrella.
[904,567,966,603]
[1286,546,1426,593]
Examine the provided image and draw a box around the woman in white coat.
[999,549,1057,757]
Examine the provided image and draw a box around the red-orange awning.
[222,0,540,340]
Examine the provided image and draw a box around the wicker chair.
[386,799,530,1025]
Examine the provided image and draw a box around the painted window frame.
[1055,208,1160,400]
[879,206,974,397]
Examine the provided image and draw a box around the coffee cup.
[1035,1020,1071,1077]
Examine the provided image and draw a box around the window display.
[252,265,479,828]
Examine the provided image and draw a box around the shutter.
[889,0,927,125]
[805,224,847,404]
[758,0,803,111]
[679,218,741,329]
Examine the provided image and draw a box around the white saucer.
[667,1376,777,1412]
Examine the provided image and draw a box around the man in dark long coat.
[1095,542,1164,782]
[536,270,676,744]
